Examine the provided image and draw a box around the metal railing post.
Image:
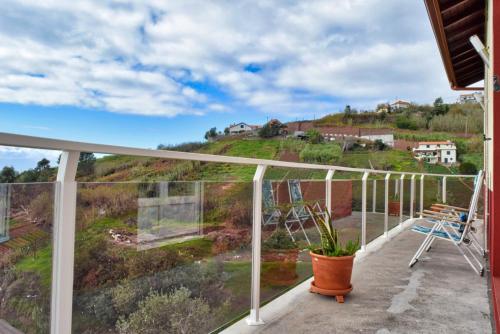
[325,169,335,216]
[384,173,391,237]
[395,178,399,197]
[361,172,369,251]
[420,175,425,218]
[442,176,447,203]
[247,164,267,326]
[410,175,416,219]
[372,179,377,213]
[399,174,405,225]
[51,151,79,334]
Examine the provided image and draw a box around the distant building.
[318,127,395,147]
[390,99,411,110]
[359,128,395,147]
[458,93,479,104]
[376,105,389,113]
[413,141,457,165]
[228,122,260,135]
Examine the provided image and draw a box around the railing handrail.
[0,132,475,178]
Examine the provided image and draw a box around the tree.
[374,139,387,151]
[78,152,96,177]
[433,97,449,116]
[342,105,352,124]
[204,127,217,140]
[224,127,229,135]
[258,119,285,138]
[459,162,478,175]
[395,115,417,130]
[0,166,17,183]
[305,129,323,144]
[35,158,50,172]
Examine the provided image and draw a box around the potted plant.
[388,193,400,216]
[308,208,359,303]
[262,228,299,286]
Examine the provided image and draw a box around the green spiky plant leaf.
[308,205,360,257]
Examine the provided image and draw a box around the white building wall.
[439,149,457,164]
[229,123,253,134]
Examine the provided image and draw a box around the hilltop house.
[412,141,457,165]
[459,93,480,104]
[390,99,411,110]
[228,122,260,135]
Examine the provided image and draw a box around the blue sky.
[0,0,459,171]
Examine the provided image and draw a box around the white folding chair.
[409,170,484,276]
[284,179,323,245]
[262,180,306,243]
[421,172,485,257]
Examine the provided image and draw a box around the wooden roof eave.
[424,0,484,91]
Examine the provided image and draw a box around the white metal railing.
[0,132,477,333]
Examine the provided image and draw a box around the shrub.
[124,248,184,278]
[77,184,138,226]
[429,109,483,133]
[26,191,54,228]
[395,116,418,130]
[157,142,207,152]
[374,139,387,151]
[279,139,306,153]
[299,143,342,164]
[116,287,215,334]
[110,280,149,317]
[263,229,297,250]
[305,129,323,144]
[459,162,478,175]
[258,119,285,138]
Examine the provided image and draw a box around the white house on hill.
[390,99,411,110]
[412,141,457,165]
[228,122,260,135]
[459,93,480,104]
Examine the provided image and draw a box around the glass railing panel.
[0,182,55,334]
[387,177,401,230]
[446,178,474,209]
[402,178,412,219]
[72,181,253,333]
[422,177,441,210]
[336,179,363,245]
[259,178,324,305]
[366,178,386,243]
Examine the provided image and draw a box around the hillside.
[2,99,484,184]
[85,133,477,183]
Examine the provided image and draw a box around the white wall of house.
[229,123,254,134]
[439,148,456,164]
[459,94,477,104]
[413,142,457,165]
[390,101,410,109]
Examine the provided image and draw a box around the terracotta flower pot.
[309,251,354,303]
[262,249,299,286]
[388,200,400,216]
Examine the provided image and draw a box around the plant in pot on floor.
[262,228,299,287]
[308,208,359,303]
[388,193,400,216]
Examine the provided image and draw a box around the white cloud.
[0,0,458,117]
[0,146,61,169]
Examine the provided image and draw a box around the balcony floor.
[225,222,492,334]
